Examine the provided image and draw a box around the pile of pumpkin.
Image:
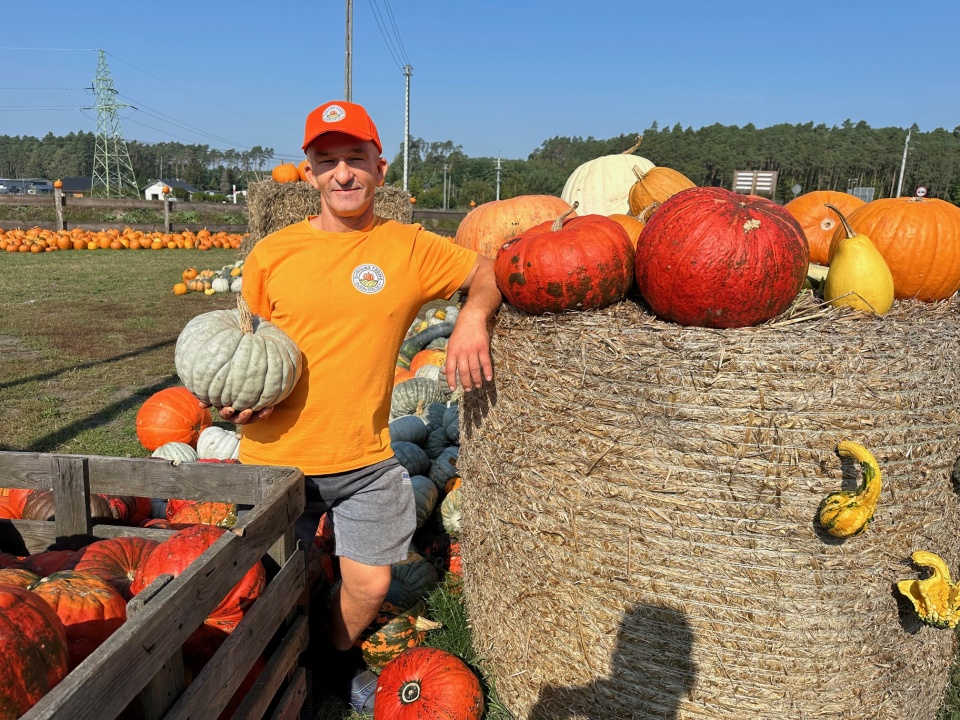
[0,226,247,254]
[270,160,311,184]
[173,261,244,296]
[452,141,960,326]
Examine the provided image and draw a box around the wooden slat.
[231,616,309,720]
[1,520,175,556]
[0,451,298,505]
[165,549,305,720]
[267,668,307,720]
[22,469,304,720]
[51,456,92,548]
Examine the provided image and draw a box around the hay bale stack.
[240,180,413,258]
[459,294,960,720]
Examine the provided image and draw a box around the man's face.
[304,132,387,221]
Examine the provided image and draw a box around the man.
[216,100,501,713]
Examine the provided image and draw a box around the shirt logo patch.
[352,264,386,294]
[322,105,347,123]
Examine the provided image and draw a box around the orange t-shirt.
[238,216,477,475]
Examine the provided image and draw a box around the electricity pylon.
[90,50,139,198]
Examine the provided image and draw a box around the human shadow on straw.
[528,602,697,720]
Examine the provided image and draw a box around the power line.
[0,87,86,91]
[115,92,255,150]
[104,51,294,133]
[367,0,410,70]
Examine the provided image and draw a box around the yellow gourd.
[896,550,960,628]
[822,204,894,314]
[817,440,882,538]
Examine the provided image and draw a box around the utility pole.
[442,164,449,210]
[495,156,502,201]
[403,64,412,192]
[896,126,911,198]
[344,0,353,101]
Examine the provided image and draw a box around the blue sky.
[3,1,959,164]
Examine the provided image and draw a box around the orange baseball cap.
[302,100,382,154]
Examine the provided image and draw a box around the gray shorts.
[297,457,415,567]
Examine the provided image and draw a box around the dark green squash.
[389,415,429,446]
[392,441,431,477]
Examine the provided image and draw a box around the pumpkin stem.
[399,680,422,704]
[632,165,646,182]
[551,202,578,232]
[236,292,254,334]
[621,135,643,155]
[638,202,660,223]
[824,203,856,240]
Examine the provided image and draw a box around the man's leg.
[328,557,391,650]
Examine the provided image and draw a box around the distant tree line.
[0,131,274,194]
[3,120,959,208]
[384,120,960,208]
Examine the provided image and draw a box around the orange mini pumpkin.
[271,163,300,183]
[297,159,311,182]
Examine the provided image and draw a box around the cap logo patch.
[322,105,347,123]
[352,264,386,294]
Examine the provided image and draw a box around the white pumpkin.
[196,425,241,460]
[230,276,243,293]
[151,441,199,463]
[175,296,302,411]
[560,140,655,216]
[211,277,231,293]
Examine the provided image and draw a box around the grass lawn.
[0,248,956,719]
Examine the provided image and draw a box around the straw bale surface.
[240,180,413,258]
[459,293,960,720]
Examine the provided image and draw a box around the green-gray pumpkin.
[423,427,452,460]
[423,402,449,433]
[175,296,302,411]
[391,551,440,599]
[442,404,459,443]
[390,377,443,419]
[392,441,430,477]
[411,474,439,529]
[428,446,459,491]
[389,415,429,446]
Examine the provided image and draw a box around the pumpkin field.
[4,147,960,720]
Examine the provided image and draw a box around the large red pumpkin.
[373,647,484,720]
[635,186,809,328]
[65,536,159,600]
[29,570,126,669]
[783,190,865,265]
[0,584,69,718]
[453,194,575,259]
[136,386,213,451]
[129,524,265,658]
[827,196,960,301]
[494,209,635,315]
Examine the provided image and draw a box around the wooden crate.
[0,451,307,720]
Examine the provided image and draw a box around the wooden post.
[51,455,92,549]
[54,185,64,231]
[128,574,186,720]
[163,195,171,233]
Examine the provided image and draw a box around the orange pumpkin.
[409,348,447,374]
[828,196,960,301]
[297,159,311,182]
[627,166,695,216]
[53,179,63,189]
[182,267,199,282]
[30,571,126,669]
[135,387,212,451]
[453,195,575,259]
[607,213,646,251]
[784,190,866,265]
[271,163,300,183]
[173,283,189,296]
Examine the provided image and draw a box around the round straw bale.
[459,292,960,720]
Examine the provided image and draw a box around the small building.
[0,177,55,195]
[144,179,199,201]
[58,177,93,198]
